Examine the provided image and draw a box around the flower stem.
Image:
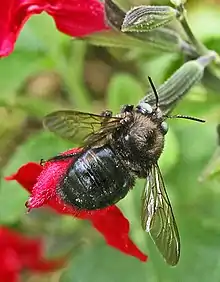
[177,4,208,55]
[62,41,91,111]
[176,3,220,66]
[52,41,91,111]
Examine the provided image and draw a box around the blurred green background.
[2,0,220,281]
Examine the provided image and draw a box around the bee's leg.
[120,104,134,113]
[40,153,80,165]
[40,159,45,166]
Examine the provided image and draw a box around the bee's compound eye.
[137,102,153,114]
[143,103,153,114]
[161,121,168,135]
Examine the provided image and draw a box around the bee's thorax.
[110,112,165,178]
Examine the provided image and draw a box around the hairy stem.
[177,4,208,55]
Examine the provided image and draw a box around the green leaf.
[0,51,45,97]
[0,180,27,225]
[18,13,69,54]
[82,30,159,49]
[201,66,220,94]
[205,37,220,57]
[106,74,144,113]
[0,96,66,119]
[60,244,152,282]
[85,28,192,53]
[14,96,62,118]
[187,6,220,41]
[122,6,178,33]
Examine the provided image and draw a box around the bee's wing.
[43,110,122,147]
[141,164,180,266]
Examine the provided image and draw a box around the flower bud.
[141,53,216,115]
[104,0,197,55]
[122,5,178,32]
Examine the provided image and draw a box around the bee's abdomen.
[58,146,134,210]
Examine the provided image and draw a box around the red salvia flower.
[0,226,65,282]
[0,0,109,57]
[5,148,147,262]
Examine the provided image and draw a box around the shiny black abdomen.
[58,146,134,210]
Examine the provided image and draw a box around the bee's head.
[136,76,205,131]
[136,101,169,136]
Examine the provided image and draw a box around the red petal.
[1,248,21,273]
[18,236,66,272]
[0,272,19,282]
[4,148,85,214]
[89,206,148,262]
[27,148,82,209]
[0,1,44,57]
[46,0,109,37]
[25,257,66,272]
[5,148,148,262]
[0,0,109,57]
[5,162,43,193]
[0,227,65,279]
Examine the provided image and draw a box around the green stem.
[177,4,220,67]
[177,4,208,55]
[52,41,91,111]
[65,41,91,110]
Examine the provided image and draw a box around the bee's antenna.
[148,76,159,109]
[166,114,205,123]
[147,77,205,123]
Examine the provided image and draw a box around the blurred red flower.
[5,148,147,262]
[1,0,109,57]
[0,226,65,282]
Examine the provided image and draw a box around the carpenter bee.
[43,77,205,266]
